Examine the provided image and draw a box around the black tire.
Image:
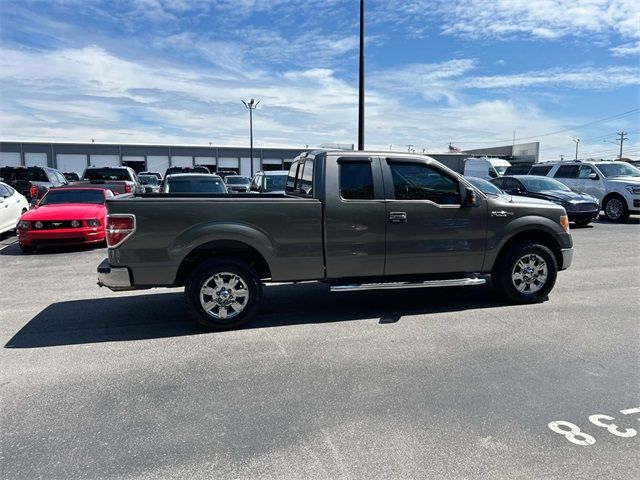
[603,194,629,222]
[19,243,37,253]
[493,242,558,304]
[184,258,262,330]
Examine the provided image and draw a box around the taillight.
[30,185,38,198]
[124,184,133,193]
[106,214,136,247]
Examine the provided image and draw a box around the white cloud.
[610,41,640,56]
[466,66,640,89]
[374,0,639,44]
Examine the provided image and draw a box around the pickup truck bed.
[105,193,324,286]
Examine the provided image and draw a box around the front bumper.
[97,258,134,291]
[560,248,573,270]
[566,210,599,223]
[18,226,105,246]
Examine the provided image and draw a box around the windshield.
[41,189,105,205]
[225,176,250,185]
[138,176,158,185]
[166,178,226,193]
[519,177,571,193]
[494,166,509,176]
[264,174,287,192]
[84,168,131,181]
[466,177,503,195]
[596,163,640,178]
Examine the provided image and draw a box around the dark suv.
[0,166,67,205]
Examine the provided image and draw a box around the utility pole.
[616,131,628,159]
[406,144,413,153]
[573,138,580,160]
[241,98,260,176]
[357,0,365,150]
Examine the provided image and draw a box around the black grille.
[38,221,80,230]
[569,203,598,212]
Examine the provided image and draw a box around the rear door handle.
[389,212,407,223]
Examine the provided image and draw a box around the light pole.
[242,98,260,176]
[358,0,365,150]
[573,138,580,160]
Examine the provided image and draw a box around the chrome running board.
[330,277,486,292]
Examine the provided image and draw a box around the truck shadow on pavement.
[6,283,508,349]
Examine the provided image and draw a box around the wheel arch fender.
[170,222,275,280]
[485,216,566,271]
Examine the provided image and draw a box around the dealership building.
[0,140,539,178]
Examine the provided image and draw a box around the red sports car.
[16,187,113,252]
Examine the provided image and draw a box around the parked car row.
[528,160,640,222]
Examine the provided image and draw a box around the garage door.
[0,152,21,167]
[147,156,169,174]
[171,156,193,167]
[25,153,48,168]
[218,158,238,169]
[56,154,87,176]
[90,155,120,168]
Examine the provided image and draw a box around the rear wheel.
[493,242,557,304]
[184,258,262,330]
[603,194,629,222]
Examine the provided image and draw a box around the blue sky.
[1,0,639,160]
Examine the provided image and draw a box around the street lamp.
[573,138,580,160]
[242,98,260,176]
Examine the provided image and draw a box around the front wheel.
[493,242,558,304]
[184,258,262,330]
[603,195,629,222]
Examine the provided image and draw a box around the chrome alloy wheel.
[511,254,548,294]
[199,272,250,320]
[605,198,624,220]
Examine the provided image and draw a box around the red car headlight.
[17,221,30,230]
[86,219,101,227]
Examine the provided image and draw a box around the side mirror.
[588,173,599,180]
[0,197,5,203]
[250,184,259,192]
[463,187,477,207]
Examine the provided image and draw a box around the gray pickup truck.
[98,150,573,330]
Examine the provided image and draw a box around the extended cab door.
[323,156,387,278]
[382,157,488,275]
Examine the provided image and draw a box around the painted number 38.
[548,408,639,446]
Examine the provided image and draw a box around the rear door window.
[554,165,580,178]
[340,162,374,200]
[529,165,553,176]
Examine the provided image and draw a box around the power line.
[455,108,640,146]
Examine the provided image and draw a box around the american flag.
[448,143,461,152]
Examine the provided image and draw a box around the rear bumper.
[97,258,134,291]
[560,248,573,270]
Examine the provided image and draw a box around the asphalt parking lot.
[1,219,639,480]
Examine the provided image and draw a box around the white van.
[463,157,511,180]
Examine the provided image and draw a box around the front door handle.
[389,211,407,223]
